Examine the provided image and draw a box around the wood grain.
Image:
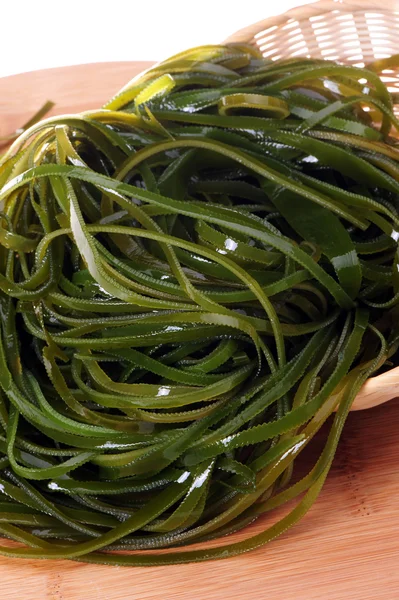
[0,62,398,600]
[0,61,153,136]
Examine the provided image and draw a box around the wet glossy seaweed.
[0,44,397,565]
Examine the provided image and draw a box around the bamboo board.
[0,62,398,600]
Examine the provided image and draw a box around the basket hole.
[290,40,307,51]
[321,48,341,56]
[367,19,391,25]
[371,39,396,47]
[335,13,355,21]
[258,36,282,50]
[316,33,334,42]
[339,26,358,34]
[281,20,300,31]
[311,21,329,29]
[368,25,392,32]
[346,54,365,61]
[257,30,279,41]
[256,34,278,47]
[342,40,362,49]
[309,14,328,22]
[290,32,306,43]
[370,33,389,44]
[258,41,278,52]
[318,40,335,49]
[375,40,397,49]
[254,25,278,39]
[313,27,330,36]
[289,48,309,57]
[262,48,279,58]
[288,29,304,39]
[340,33,362,42]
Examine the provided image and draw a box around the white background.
[0,0,312,78]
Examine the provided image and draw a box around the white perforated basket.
[225,0,399,100]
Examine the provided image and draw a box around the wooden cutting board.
[0,62,398,600]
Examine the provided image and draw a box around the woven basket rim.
[224,0,399,45]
